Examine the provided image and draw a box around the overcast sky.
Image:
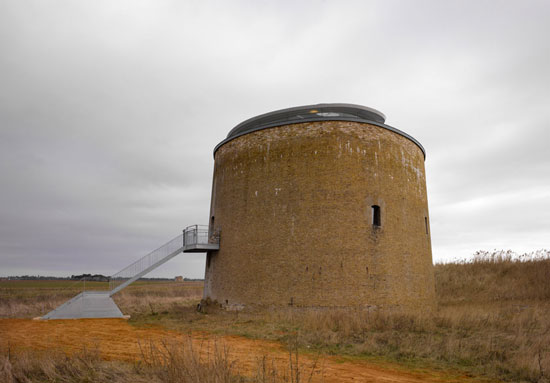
[1,0,549,278]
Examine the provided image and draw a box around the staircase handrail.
[109,234,184,292]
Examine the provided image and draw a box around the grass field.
[1,251,550,382]
[0,279,203,318]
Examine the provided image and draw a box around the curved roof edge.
[213,103,426,159]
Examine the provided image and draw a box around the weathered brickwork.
[203,121,436,312]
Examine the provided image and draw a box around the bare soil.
[0,318,489,383]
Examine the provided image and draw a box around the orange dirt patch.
[0,319,485,383]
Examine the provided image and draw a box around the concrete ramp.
[42,291,123,320]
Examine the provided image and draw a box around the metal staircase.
[41,225,219,320]
[108,234,185,295]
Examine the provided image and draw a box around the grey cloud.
[1,0,549,277]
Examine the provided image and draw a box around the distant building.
[175,276,183,282]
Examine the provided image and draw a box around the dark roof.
[214,103,425,158]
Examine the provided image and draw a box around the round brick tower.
[203,104,435,312]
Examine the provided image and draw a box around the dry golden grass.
[284,251,550,382]
[113,281,203,316]
[0,280,106,318]
[435,250,550,304]
[3,251,550,382]
[0,340,241,383]
[0,345,155,383]
[128,251,550,383]
[0,334,313,383]
[0,280,203,318]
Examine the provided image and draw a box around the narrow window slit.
[372,205,381,227]
[425,217,429,235]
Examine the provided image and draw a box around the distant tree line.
[6,275,70,280]
[70,274,109,282]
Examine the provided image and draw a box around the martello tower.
[203,104,435,311]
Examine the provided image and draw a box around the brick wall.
[203,121,436,312]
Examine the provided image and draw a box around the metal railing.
[183,224,210,246]
[107,225,218,295]
[109,234,184,292]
